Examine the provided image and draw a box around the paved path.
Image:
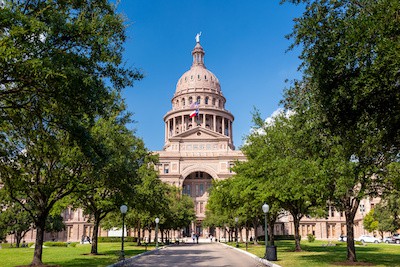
[121,243,265,267]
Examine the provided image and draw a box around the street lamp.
[120,204,128,261]
[235,217,239,247]
[262,203,269,259]
[155,217,160,249]
[360,203,365,234]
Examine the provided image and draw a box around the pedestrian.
[196,233,199,244]
[192,232,195,243]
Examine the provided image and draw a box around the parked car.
[391,233,400,244]
[338,235,347,242]
[383,237,393,243]
[356,235,381,243]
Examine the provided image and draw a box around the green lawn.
[0,242,154,267]
[231,240,400,267]
[2,240,400,267]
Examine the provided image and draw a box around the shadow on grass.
[291,242,400,266]
[46,248,147,267]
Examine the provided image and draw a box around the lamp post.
[360,203,365,234]
[120,205,128,261]
[235,217,239,247]
[262,203,269,259]
[155,217,160,249]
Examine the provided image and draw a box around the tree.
[71,104,151,254]
[0,192,33,247]
[238,110,328,251]
[164,186,195,237]
[0,1,142,265]
[282,0,400,261]
[363,210,378,235]
[45,215,66,242]
[374,195,400,235]
[206,178,239,242]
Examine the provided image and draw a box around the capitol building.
[6,37,375,244]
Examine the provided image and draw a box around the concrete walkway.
[110,242,281,267]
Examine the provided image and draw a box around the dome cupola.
[163,34,235,150]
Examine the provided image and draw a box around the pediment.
[169,126,229,141]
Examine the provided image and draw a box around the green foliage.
[307,234,315,243]
[0,0,142,265]
[97,237,138,243]
[282,0,400,262]
[68,242,78,247]
[274,235,295,240]
[43,242,68,247]
[363,209,378,233]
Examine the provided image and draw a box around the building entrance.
[182,171,213,237]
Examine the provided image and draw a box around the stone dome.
[174,42,221,96]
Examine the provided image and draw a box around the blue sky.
[117,1,304,151]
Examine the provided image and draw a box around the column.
[222,117,225,135]
[203,113,206,127]
[213,115,216,132]
[181,115,184,132]
[173,117,176,135]
[165,121,167,142]
[229,121,233,144]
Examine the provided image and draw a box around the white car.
[356,235,381,243]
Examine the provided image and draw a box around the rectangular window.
[196,185,199,196]
[186,185,191,196]
[164,164,169,174]
[200,184,204,195]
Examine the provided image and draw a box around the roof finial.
[195,32,202,43]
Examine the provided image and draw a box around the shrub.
[307,234,316,242]
[274,235,295,240]
[68,242,78,247]
[97,236,137,243]
[43,242,68,247]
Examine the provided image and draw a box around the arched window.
[176,100,179,107]
[189,97,193,104]
[182,98,185,106]
[196,96,201,104]
[205,97,209,105]
[212,98,216,106]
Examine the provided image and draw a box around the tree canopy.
[282,0,400,261]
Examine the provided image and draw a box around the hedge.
[257,235,296,241]
[97,236,138,243]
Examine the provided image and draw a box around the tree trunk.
[293,215,302,252]
[148,228,151,243]
[90,214,100,254]
[268,220,275,246]
[252,219,259,245]
[15,232,22,248]
[31,220,45,266]
[137,222,141,246]
[345,198,358,262]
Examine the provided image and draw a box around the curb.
[219,242,282,267]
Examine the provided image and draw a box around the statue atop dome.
[195,32,202,43]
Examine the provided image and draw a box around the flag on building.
[189,101,199,118]
[190,108,199,118]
